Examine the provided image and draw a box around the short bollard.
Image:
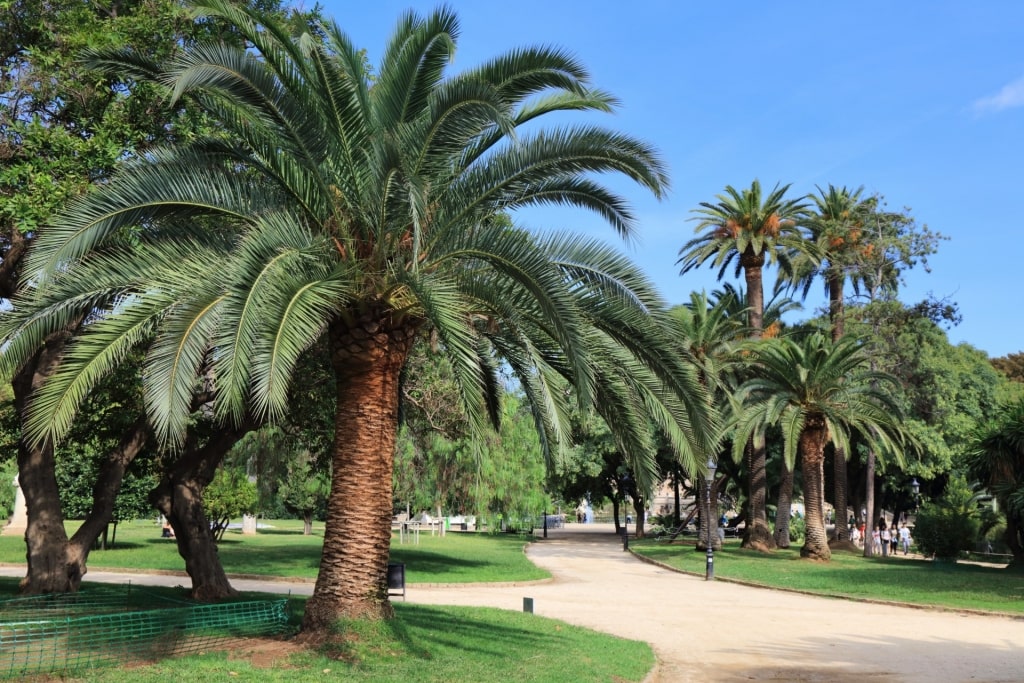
[622,530,629,551]
[523,597,534,613]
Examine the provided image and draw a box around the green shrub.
[788,515,805,544]
[912,477,983,560]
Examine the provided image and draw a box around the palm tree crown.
[732,332,909,560]
[1,1,710,628]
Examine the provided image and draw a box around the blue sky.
[319,1,1023,358]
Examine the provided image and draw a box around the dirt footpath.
[408,524,1024,683]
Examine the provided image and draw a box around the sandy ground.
[3,525,1022,682]
[408,524,1024,683]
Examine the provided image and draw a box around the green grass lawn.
[0,578,651,683]
[0,519,548,584]
[631,537,1024,614]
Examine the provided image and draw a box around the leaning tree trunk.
[301,313,418,635]
[150,425,250,601]
[13,339,73,594]
[64,420,150,585]
[799,418,831,561]
[774,459,794,549]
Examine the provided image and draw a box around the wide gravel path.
[409,524,1024,683]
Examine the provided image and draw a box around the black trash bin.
[387,562,405,600]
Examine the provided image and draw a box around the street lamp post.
[705,457,717,581]
[911,477,921,512]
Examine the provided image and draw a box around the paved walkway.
[3,525,1023,682]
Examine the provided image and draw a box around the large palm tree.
[1,2,710,631]
[678,180,808,550]
[783,184,874,544]
[733,333,908,560]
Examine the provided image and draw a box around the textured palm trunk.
[742,436,776,550]
[149,425,248,601]
[302,312,418,633]
[799,417,831,560]
[740,254,774,551]
[827,275,852,546]
[774,460,794,548]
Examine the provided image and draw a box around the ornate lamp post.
[705,457,717,581]
[911,477,921,512]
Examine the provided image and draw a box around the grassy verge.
[631,538,1024,614]
[0,578,651,683]
[0,519,548,583]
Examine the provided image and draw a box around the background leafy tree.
[203,465,258,542]
[991,353,1024,388]
[912,476,984,561]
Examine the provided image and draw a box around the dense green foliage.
[912,477,984,560]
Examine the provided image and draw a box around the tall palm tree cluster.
[0,1,915,639]
[678,180,914,560]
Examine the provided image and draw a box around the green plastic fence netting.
[0,584,289,678]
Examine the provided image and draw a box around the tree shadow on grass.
[387,549,490,576]
[389,604,550,661]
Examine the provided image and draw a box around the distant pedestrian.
[890,524,899,555]
[899,525,911,554]
[880,522,891,557]
[872,525,882,554]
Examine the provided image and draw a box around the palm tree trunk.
[799,420,831,560]
[742,436,776,551]
[829,448,853,547]
[302,313,418,632]
[827,276,852,547]
[774,459,794,548]
[741,255,775,551]
[863,448,877,558]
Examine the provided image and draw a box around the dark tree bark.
[65,419,150,581]
[774,460,794,549]
[632,495,646,539]
[13,337,74,594]
[301,310,418,634]
[149,425,251,601]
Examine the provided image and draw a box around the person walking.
[880,522,891,558]
[872,525,882,555]
[899,524,912,555]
